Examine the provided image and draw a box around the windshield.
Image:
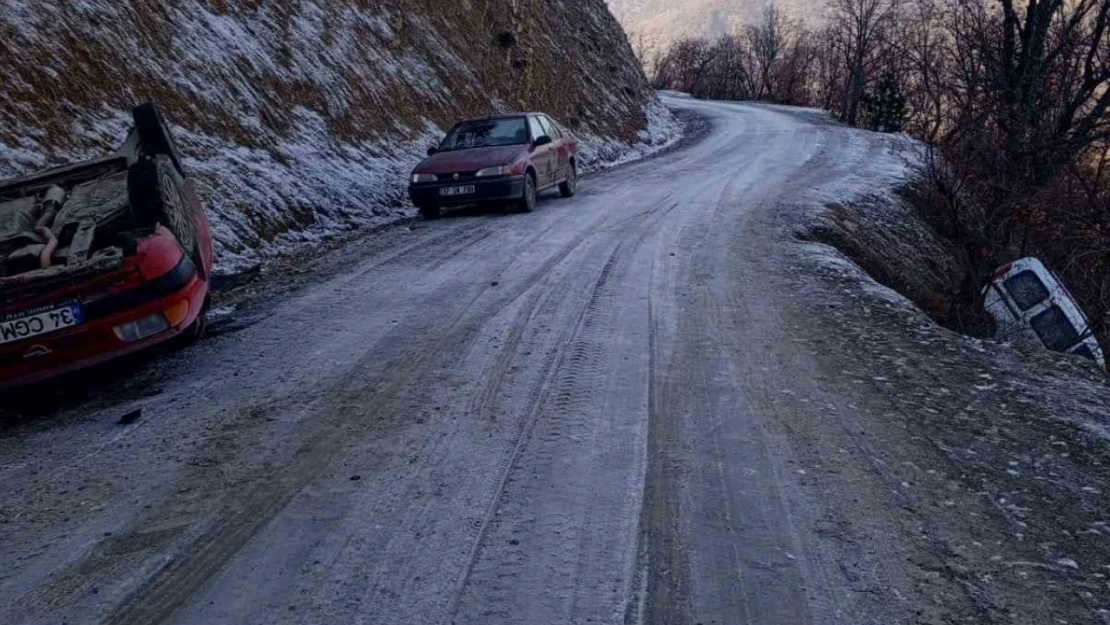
[440,118,529,151]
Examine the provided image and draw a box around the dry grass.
[0,0,653,166]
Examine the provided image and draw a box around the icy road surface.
[2,97,1106,625]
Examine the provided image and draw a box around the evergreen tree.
[860,73,907,133]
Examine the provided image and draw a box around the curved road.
[1,98,966,625]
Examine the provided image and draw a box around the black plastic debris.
[118,408,142,425]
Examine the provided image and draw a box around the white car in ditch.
[983,257,1105,369]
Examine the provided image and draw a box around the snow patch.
[804,130,922,210]
[578,99,684,173]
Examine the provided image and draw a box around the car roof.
[457,113,548,124]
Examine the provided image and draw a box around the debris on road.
[117,408,142,425]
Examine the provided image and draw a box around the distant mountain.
[607,0,818,48]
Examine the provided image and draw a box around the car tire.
[128,155,199,257]
[175,296,209,348]
[419,204,441,220]
[517,174,537,213]
[133,103,185,174]
[559,164,577,198]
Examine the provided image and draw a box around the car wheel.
[518,174,537,213]
[559,164,577,198]
[133,103,185,174]
[128,155,199,257]
[420,204,441,220]
[175,296,209,348]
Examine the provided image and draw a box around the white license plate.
[0,304,83,344]
[440,185,476,197]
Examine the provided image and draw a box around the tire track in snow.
[444,199,682,625]
[88,210,624,625]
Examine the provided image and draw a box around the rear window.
[1031,305,1081,352]
[441,118,529,151]
[528,117,546,141]
[1004,270,1050,311]
[539,116,560,139]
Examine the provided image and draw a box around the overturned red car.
[0,103,214,389]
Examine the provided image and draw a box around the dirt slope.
[0,0,666,270]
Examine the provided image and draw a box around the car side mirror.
[533,136,553,148]
[427,146,439,157]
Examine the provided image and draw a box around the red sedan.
[409,113,579,219]
[0,104,214,389]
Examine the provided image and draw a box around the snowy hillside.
[0,0,677,272]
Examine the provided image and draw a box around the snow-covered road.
[2,97,1106,625]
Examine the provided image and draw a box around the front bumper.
[409,175,525,207]
[0,256,208,390]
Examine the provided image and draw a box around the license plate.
[440,185,476,197]
[0,304,83,344]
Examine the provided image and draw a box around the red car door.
[539,116,569,182]
[528,116,556,188]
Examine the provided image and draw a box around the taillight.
[114,314,170,342]
[993,263,1013,280]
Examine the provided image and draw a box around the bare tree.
[985,0,1110,187]
[653,38,720,94]
[706,34,756,100]
[746,4,796,100]
[811,24,848,112]
[827,0,900,125]
[628,30,658,76]
[776,24,820,105]
[893,0,949,141]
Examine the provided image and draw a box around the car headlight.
[475,166,510,178]
[412,173,438,183]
